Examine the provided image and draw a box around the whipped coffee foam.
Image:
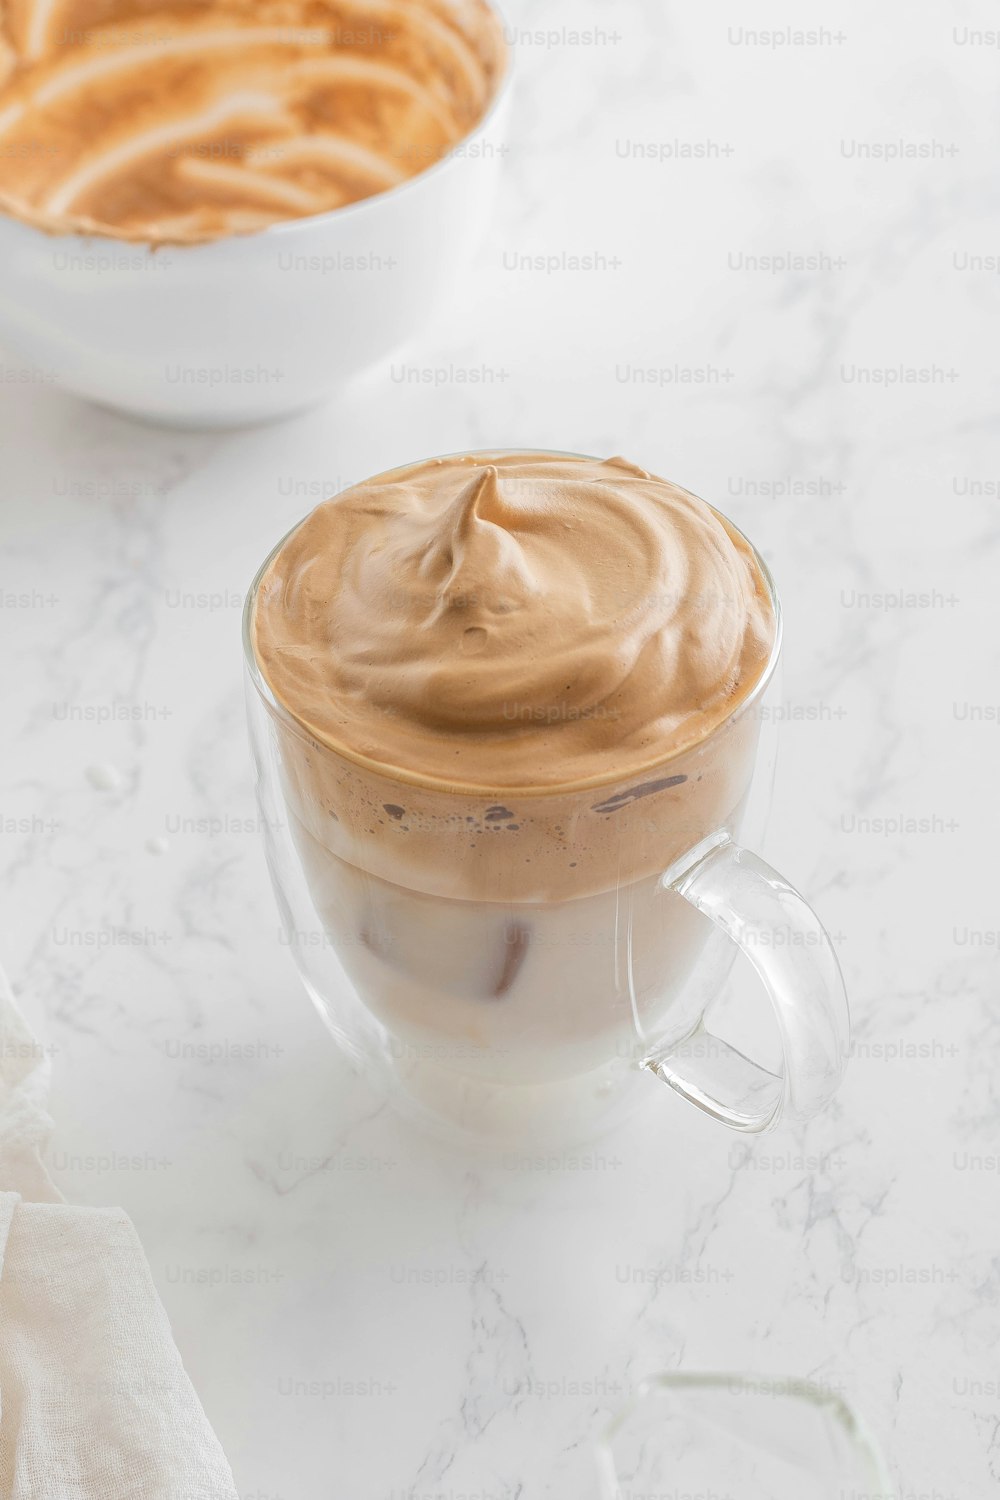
[253,452,776,790]
[0,0,506,241]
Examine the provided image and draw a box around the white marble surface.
[2,0,999,1494]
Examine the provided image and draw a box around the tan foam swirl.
[252,452,777,791]
[0,0,506,242]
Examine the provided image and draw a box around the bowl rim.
[242,448,785,801]
[0,0,515,250]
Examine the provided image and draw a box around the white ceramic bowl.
[0,46,512,427]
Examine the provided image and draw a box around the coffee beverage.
[0,0,506,241]
[250,453,777,1087]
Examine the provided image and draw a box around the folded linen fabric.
[0,965,239,1500]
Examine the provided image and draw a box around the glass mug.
[597,1372,893,1499]
[243,452,849,1141]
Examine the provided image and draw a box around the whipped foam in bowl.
[0,0,509,242]
[246,451,780,904]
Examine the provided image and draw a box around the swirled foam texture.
[253,452,776,791]
[0,0,506,241]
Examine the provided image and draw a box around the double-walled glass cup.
[244,455,849,1141]
[596,1373,892,1499]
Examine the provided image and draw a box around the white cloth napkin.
[0,966,239,1500]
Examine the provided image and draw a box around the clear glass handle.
[644,832,850,1132]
